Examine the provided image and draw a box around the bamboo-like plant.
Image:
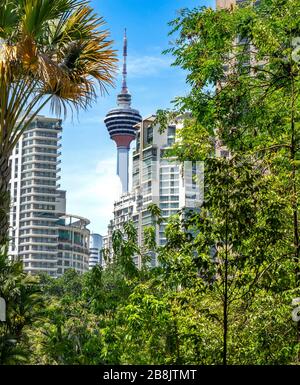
[0,0,117,244]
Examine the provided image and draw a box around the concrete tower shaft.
[104,29,142,193]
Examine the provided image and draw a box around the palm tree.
[0,0,117,244]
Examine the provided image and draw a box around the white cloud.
[119,55,173,78]
[62,156,122,235]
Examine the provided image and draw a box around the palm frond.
[0,0,117,158]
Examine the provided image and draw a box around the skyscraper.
[104,30,142,193]
[102,115,203,268]
[89,233,103,269]
[8,115,90,277]
[215,0,251,158]
[8,115,62,276]
[216,0,248,8]
[216,0,235,8]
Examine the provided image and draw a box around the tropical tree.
[0,0,117,243]
[166,0,300,359]
[0,245,43,364]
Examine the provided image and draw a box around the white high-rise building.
[8,116,62,276]
[8,115,90,277]
[216,0,248,8]
[89,233,103,269]
[102,115,203,267]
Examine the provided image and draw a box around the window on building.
[220,150,229,158]
[146,126,153,145]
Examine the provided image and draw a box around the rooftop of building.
[57,214,90,228]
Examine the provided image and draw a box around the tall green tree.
[166,0,300,359]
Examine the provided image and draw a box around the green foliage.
[1,0,300,365]
[0,245,43,364]
[163,0,300,364]
[154,109,178,133]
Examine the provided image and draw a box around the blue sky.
[44,0,214,235]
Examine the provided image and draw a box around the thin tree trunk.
[223,165,229,366]
[0,154,11,246]
[291,156,300,362]
[290,74,300,361]
[223,249,228,365]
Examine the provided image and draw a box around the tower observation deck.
[104,30,142,193]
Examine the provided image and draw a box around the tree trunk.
[223,165,229,366]
[289,71,300,361]
[0,154,11,246]
[223,248,228,366]
[223,188,228,365]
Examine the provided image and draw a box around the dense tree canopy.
[1,0,300,365]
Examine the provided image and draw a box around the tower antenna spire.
[121,28,128,94]
[104,29,141,193]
